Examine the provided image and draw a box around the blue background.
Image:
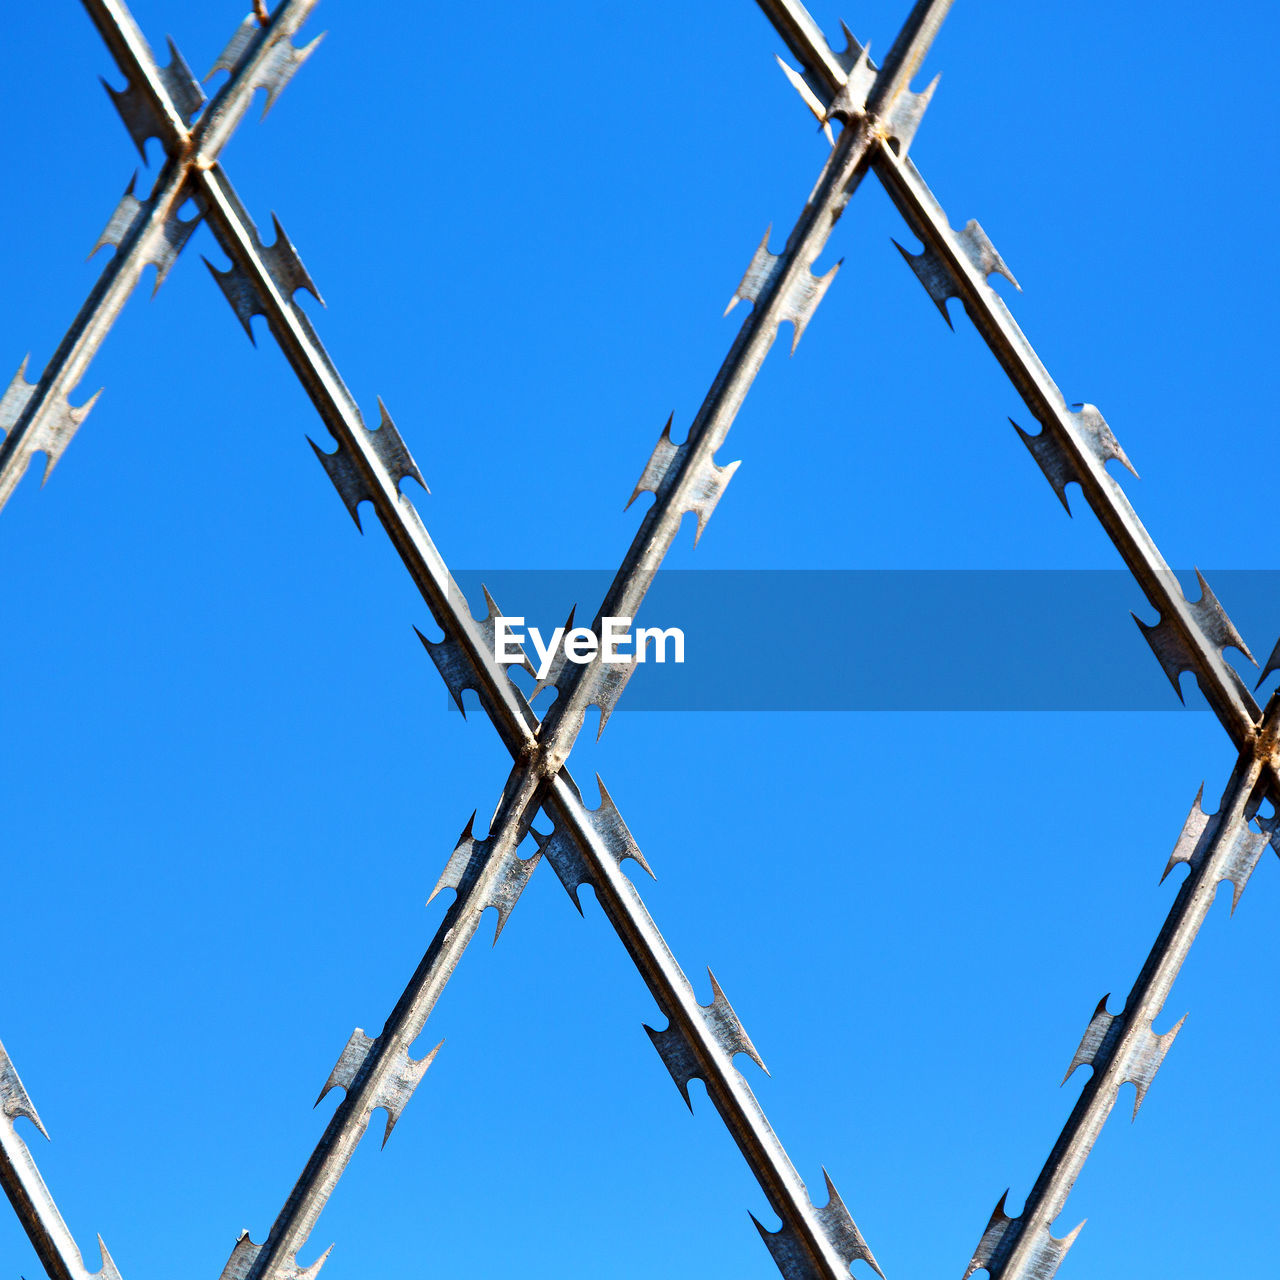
[1,2,1277,1278]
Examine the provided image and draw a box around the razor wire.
[0,3,1275,1280]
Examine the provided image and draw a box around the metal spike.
[417,592,528,718]
[892,203,1016,320]
[146,203,202,294]
[529,604,577,702]
[703,969,767,1073]
[751,1170,884,1280]
[644,1016,699,1110]
[373,1041,441,1146]
[0,1042,49,1141]
[533,778,655,909]
[623,421,740,548]
[205,11,325,118]
[1134,570,1255,700]
[863,0,952,116]
[811,1170,882,1279]
[40,408,99,488]
[963,1190,1015,1279]
[583,657,635,739]
[218,1232,332,1280]
[160,37,205,122]
[204,208,328,335]
[725,228,840,353]
[0,358,39,442]
[206,14,261,81]
[0,357,102,488]
[892,238,955,327]
[783,263,840,354]
[726,228,780,316]
[530,822,588,910]
[366,398,425,492]
[316,1028,374,1105]
[1188,568,1254,662]
[1255,633,1280,690]
[1133,610,1191,701]
[418,630,472,715]
[642,972,767,1109]
[772,7,871,134]
[1160,785,1210,884]
[427,812,480,901]
[479,584,536,680]
[1256,809,1280,864]
[204,255,262,343]
[313,1027,439,1146]
[956,219,1020,291]
[90,175,202,294]
[626,415,678,508]
[39,394,100,483]
[95,1237,124,1280]
[308,400,425,531]
[1159,787,1269,912]
[218,1232,263,1280]
[479,583,503,623]
[101,39,204,158]
[836,20,865,68]
[687,454,743,544]
[820,43,877,125]
[1062,997,1185,1119]
[775,55,828,124]
[880,73,938,155]
[1219,823,1270,914]
[0,1039,123,1280]
[257,32,327,118]
[517,648,618,762]
[589,776,655,881]
[963,1194,1083,1280]
[308,433,366,530]
[90,175,145,259]
[262,213,326,306]
[751,1213,809,1280]
[1071,403,1138,481]
[1129,1015,1186,1120]
[426,814,540,943]
[1011,419,1076,513]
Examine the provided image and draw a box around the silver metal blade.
[0,1039,122,1280]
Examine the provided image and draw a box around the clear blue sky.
[2,2,1278,1278]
